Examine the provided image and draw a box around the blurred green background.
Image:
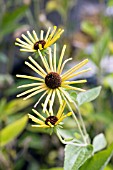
[0,0,113,169]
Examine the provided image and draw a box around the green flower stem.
[73,101,90,144]
[56,130,88,147]
[61,93,87,144]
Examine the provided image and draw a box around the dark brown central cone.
[45,116,58,125]
[45,72,61,89]
[34,40,46,50]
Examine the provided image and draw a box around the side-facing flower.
[16,44,91,112]
[28,101,72,128]
[15,26,64,52]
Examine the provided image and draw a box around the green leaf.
[107,0,113,6]
[91,32,110,66]
[103,74,113,92]
[0,5,28,39]
[64,144,93,170]
[1,115,28,147]
[44,168,63,170]
[0,98,33,119]
[81,21,97,39]
[76,86,102,106]
[93,133,107,153]
[4,98,33,116]
[80,143,113,170]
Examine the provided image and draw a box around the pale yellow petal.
[32,109,46,121]
[28,56,47,76]
[23,86,47,100]
[56,89,63,105]
[25,61,45,78]
[56,100,66,119]
[17,82,43,88]
[34,90,49,108]
[21,34,33,45]
[43,90,53,112]
[20,49,36,52]
[63,68,91,81]
[44,27,51,41]
[17,85,44,97]
[61,80,87,85]
[53,43,56,72]
[49,90,55,114]
[57,45,66,73]
[62,85,86,92]
[15,42,32,49]
[32,125,49,128]
[16,38,32,47]
[61,59,89,80]
[32,30,39,41]
[38,49,50,73]
[48,48,53,71]
[27,31,36,43]
[59,58,72,74]
[28,114,44,125]
[16,74,44,82]
[40,30,44,40]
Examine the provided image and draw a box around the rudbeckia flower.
[28,101,72,129]
[15,26,64,52]
[16,44,91,112]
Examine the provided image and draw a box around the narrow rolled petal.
[49,90,55,114]
[17,86,43,97]
[23,86,47,100]
[61,80,87,85]
[56,101,66,119]
[59,87,73,103]
[20,49,35,52]
[16,74,44,82]
[56,112,72,125]
[43,90,53,112]
[57,45,66,73]
[25,61,45,78]
[28,114,44,125]
[15,42,32,49]
[32,125,49,128]
[32,109,46,121]
[17,82,43,88]
[33,30,39,41]
[22,34,33,45]
[34,90,49,108]
[28,56,47,76]
[27,31,35,43]
[61,59,89,80]
[38,49,50,73]
[44,27,51,41]
[59,58,72,74]
[62,85,86,92]
[56,89,63,105]
[64,68,91,81]
[49,48,54,71]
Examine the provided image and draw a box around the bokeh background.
[0,0,113,169]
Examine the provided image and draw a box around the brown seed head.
[45,72,61,89]
[45,116,58,125]
[34,40,46,50]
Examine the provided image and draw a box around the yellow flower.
[16,44,91,112]
[28,101,72,128]
[15,26,64,52]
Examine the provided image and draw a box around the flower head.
[15,26,64,52]
[28,101,72,129]
[16,44,91,112]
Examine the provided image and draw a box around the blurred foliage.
[0,0,113,169]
